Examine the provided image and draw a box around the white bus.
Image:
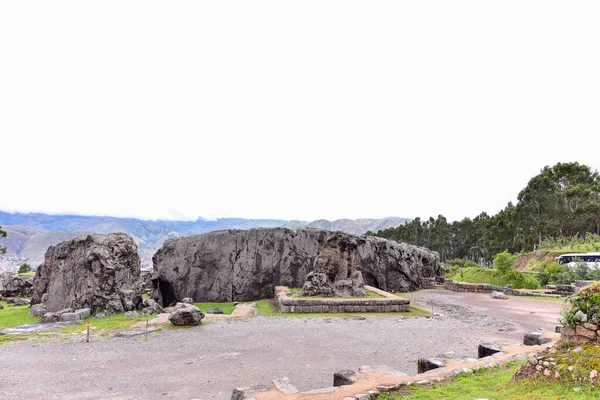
[555,253,600,269]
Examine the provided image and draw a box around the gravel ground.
[0,290,563,400]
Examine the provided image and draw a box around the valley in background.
[0,210,409,272]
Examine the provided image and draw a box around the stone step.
[272,377,299,394]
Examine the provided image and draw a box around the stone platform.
[275,286,410,313]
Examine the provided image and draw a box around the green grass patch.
[57,312,158,333]
[18,271,36,277]
[381,361,598,399]
[0,301,38,330]
[449,267,540,289]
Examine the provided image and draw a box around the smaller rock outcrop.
[168,303,205,326]
[0,272,33,298]
[31,233,142,314]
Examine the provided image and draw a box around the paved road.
[0,291,563,400]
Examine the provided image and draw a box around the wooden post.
[145,319,148,342]
[86,325,90,343]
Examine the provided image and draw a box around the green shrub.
[446,259,480,269]
[493,250,516,274]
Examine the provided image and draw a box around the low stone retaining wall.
[444,281,562,298]
[274,286,410,313]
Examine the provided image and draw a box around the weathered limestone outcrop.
[0,272,33,298]
[152,228,441,304]
[31,233,142,314]
[302,233,366,297]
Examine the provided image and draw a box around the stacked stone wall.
[444,281,561,298]
[274,286,410,313]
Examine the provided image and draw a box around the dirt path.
[408,289,563,343]
[0,291,563,400]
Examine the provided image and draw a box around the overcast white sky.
[1,1,599,222]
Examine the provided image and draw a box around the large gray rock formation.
[152,228,441,304]
[0,272,33,297]
[31,233,142,314]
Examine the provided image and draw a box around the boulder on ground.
[6,297,29,306]
[181,297,193,304]
[0,303,4,310]
[168,303,205,326]
[29,303,47,317]
[206,307,223,314]
[491,291,508,300]
[31,233,143,314]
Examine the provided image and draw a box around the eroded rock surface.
[152,228,441,304]
[0,272,33,298]
[31,233,142,314]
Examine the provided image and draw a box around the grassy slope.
[381,361,598,400]
[515,242,600,271]
[448,267,540,289]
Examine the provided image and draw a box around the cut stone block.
[478,343,502,359]
[417,357,445,374]
[333,370,364,387]
[523,331,551,346]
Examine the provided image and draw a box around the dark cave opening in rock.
[158,280,177,307]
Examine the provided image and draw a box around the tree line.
[368,162,600,264]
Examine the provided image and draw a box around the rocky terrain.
[0,291,562,400]
[31,233,143,314]
[0,211,410,272]
[152,228,441,304]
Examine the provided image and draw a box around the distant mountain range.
[0,211,410,272]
